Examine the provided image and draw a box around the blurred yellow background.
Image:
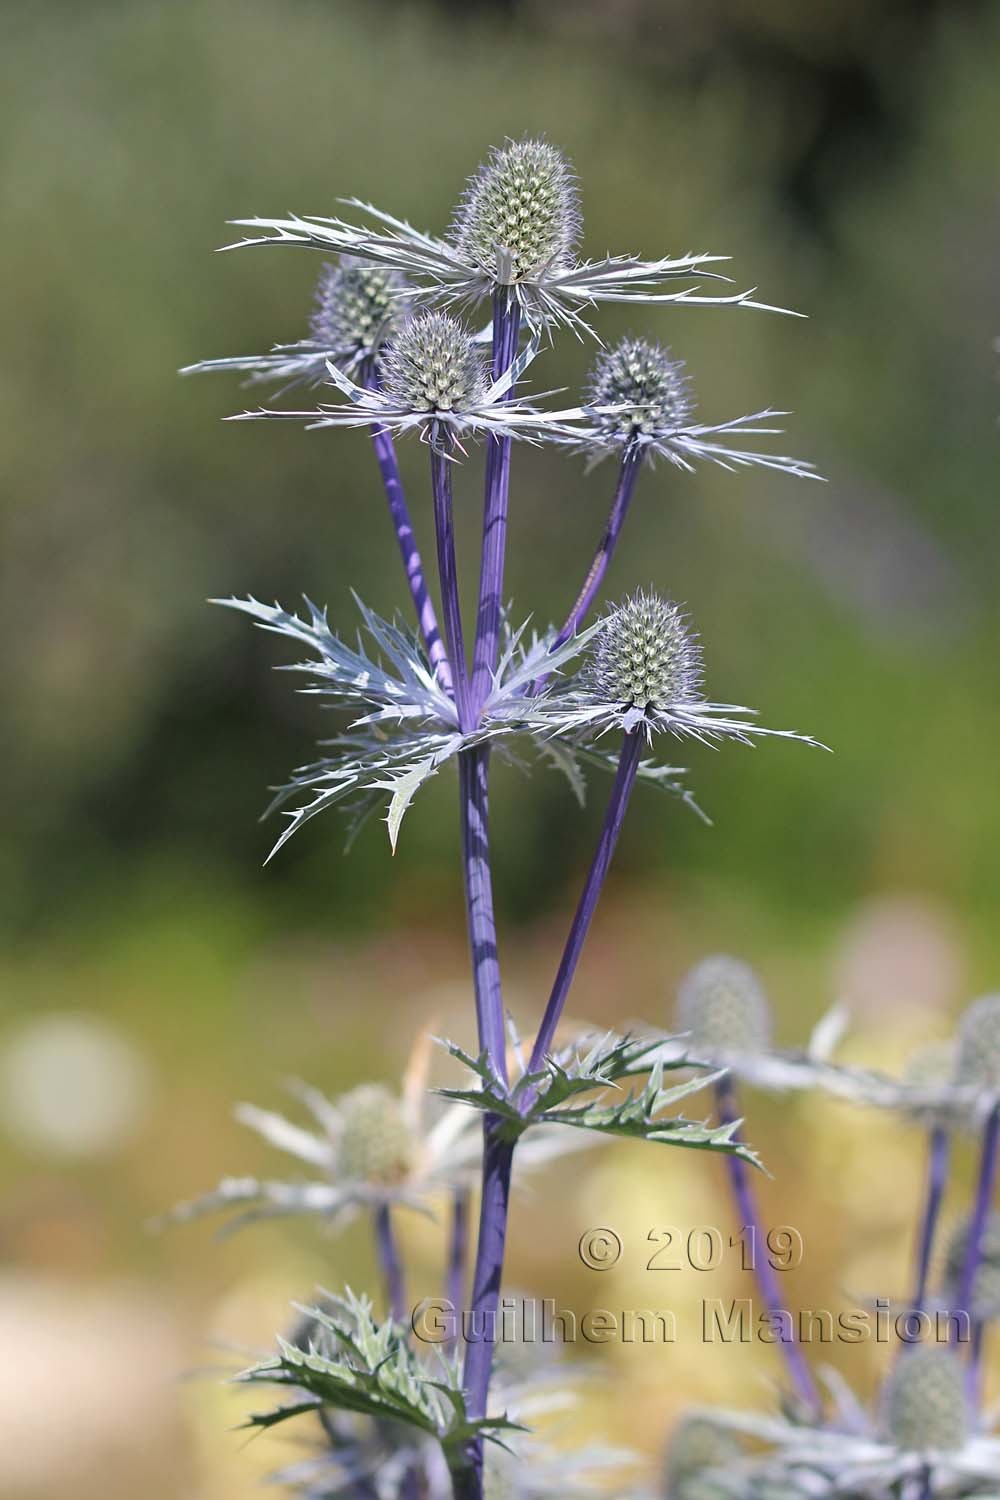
[2,0,1000,1495]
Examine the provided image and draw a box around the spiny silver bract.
[310,257,409,361]
[451,138,581,285]
[956,994,1000,1091]
[883,1346,968,1453]
[335,1083,417,1187]
[589,338,693,443]
[589,592,702,710]
[380,310,488,414]
[676,956,772,1057]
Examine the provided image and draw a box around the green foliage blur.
[1,1,999,1495]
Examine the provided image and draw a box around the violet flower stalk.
[676,955,821,1415]
[951,995,1000,1405]
[374,1201,407,1323]
[912,1122,951,1317]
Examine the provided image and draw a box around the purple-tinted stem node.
[912,1124,951,1318]
[430,446,473,730]
[955,1103,1000,1408]
[362,366,451,691]
[446,1186,470,1331]
[469,289,521,718]
[459,1126,515,1485]
[373,1202,406,1323]
[555,440,645,649]
[714,1074,822,1416]
[527,729,643,1080]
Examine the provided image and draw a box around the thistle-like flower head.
[380,311,488,414]
[310,257,409,362]
[956,994,1000,1091]
[334,1083,417,1187]
[181,257,411,391]
[676,956,772,1058]
[226,138,796,337]
[589,338,693,444]
[588,592,703,712]
[451,138,581,285]
[552,335,818,479]
[883,1346,968,1454]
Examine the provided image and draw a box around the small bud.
[380,311,487,414]
[884,1346,967,1453]
[452,138,581,283]
[335,1084,416,1187]
[588,338,693,443]
[663,1416,742,1499]
[310,259,409,359]
[676,956,772,1056]
[945,1213,1000,1321]
[955,994,1000,1090]
[589,592,702,710]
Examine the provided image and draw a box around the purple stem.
[911,1124,951,1318]
[373,1202,406,1323]
[457,746,509,1086]
[468,289,521,718]
[714,1075,822,1415]
[955,1103,1000,1404]
[554,441,644,649]
[458,1126,515,1491]
[430,446,473,730]
[446,1187,470,1326]
[362,366,451,691]
[527,730,643,1079]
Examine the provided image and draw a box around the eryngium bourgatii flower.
[563,338,819,479]
[676,956,773,1058]
[228,310,584,450]
[159,1030,594,1234]
[530,589,824,748]
[696,1355,1000,1496]
[223,137,797,337]
[662,1414,745,1499]
[181,257,411,390]
[883,1346,968,1454]
[956,994,1000,1091]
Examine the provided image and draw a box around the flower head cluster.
[224,137,793,337]
[181,257,411,392]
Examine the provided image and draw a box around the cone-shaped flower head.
[334,1083,416,1187]
[676,956,773,1056]
[589,338,693,444]
[310,257,409,362]
[589,592,702,712]
[945,1212,1000,1321]
[380,310,488,414]
[452,138,581,285]
[955,994,1000,1091]
[884,1346,968,1453]
[663,1416,743,1499]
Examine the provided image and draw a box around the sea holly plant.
[181,138,821,1498]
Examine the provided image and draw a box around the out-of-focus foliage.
[2,1,1000,1496]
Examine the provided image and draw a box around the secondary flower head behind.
[181,257,411,391]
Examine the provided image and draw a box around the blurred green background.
[2,0,999,1494]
